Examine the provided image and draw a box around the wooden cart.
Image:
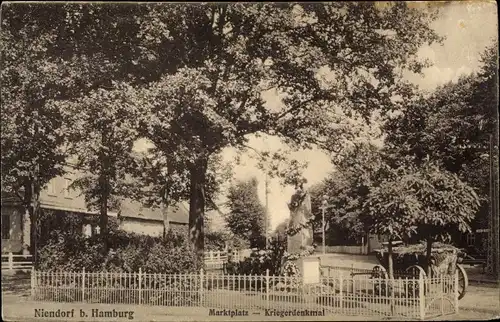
[369,244,468,300]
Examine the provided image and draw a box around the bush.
[38,224,200,273]
[228,235,251,250]
[227,236,286,276]
[205,231,229,251]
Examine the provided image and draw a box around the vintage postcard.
[1,1,498,321]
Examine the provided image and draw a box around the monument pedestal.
[287,255,321,285]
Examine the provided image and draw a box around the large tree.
[225,177,266,249]
[362,159,480,276]
[133,2,441,255]
[3,3,441,257]
[129,145,232,239]
[1,4,70,261]
[382,42,498,275]
[1,2,152,256]
[314,142,480,277]
[54,84,143,252]
[312,142,393,244]
[384,43,498,213]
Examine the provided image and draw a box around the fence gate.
[423,275,459,319]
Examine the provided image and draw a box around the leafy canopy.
[225,177,266,249]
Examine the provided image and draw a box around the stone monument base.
[286,255,321,285]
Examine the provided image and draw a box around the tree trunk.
[189,157,207,259]
[162,183,170,240]
[387,238,394,316]
[99,165,109,254]
[426,237,433,277]
[31,187,40,268]
[24,181,34,254]
[99,128,110,254]
[25,166,41,268]
[387,238,394,279]
[99,190,109,253]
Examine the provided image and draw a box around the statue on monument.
[286,178,314,256]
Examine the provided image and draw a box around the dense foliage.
[38,214,200,273]
[225,177,266,248]
[2,2,462,257]
[310,43,496,261]
[383,42,499,232]
[312,142,481,277]
[204,230,230,251]
[226,236,286,276]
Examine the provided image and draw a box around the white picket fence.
[30,268,458,320]
[1,253,33,272]
[0,250,244,272]
[203,249,253,269]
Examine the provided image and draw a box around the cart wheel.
[372,265,389,296]
[405,265,427,297]
[457,264,468,300]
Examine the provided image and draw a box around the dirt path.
[1,294,379,321]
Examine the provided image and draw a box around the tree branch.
[241,144,266,158]
[206,193,228,217]
[14,189,25,204]
[273,97,316,121]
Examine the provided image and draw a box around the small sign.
[476,229,490,233]
[301,256,320,284]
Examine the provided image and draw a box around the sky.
[211,1,498,232]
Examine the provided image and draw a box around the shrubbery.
[205,230,229,251]
[38,216,200,273]
[226,236,287,276]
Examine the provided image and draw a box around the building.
[1,165,189,255]
[118,198,189,237]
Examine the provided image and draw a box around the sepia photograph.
[1,1,498,321]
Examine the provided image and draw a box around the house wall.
[2,165,190,252]
[1,206,24,253]
[119,218,164,237]
[40,170,89,214]
[119,219,189,237]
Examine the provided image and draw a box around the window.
[47,180,57,196]
[1,214,10,239]
[82,224,92,237]
[64,178,72,199]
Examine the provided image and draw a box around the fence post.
[138,268,142,305]
[350,264,354,294]
[339,271,343,312]
[82,268,86,302]
[8,252,13,271]
[199,267,204,306]
[418,276,425,320]
[440,275,444,315]
[265,269,270,309]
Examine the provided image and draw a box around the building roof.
[1,161,190,225]
[118,199,189,224]
[1,192,189,225]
